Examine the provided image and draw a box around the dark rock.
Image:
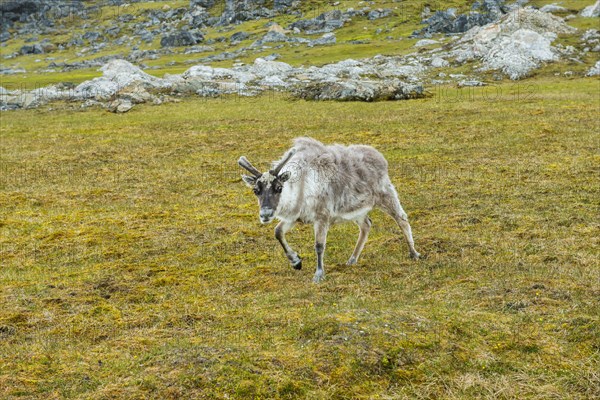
[412,0,505,38]
[218,0,274,25]
[160,30,204,47]
[308,32,336,47]
[368,8,392,20]
[106,26,121,37]
[190,0,214,8]
[68,36,84,47]
[1,32,11,42]
[20,43,44,54]
[83,31,102,42]
[230,31,250,43]
[289,10,345,33]
[274,0,296,10]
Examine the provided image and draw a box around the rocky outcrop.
[294,80,426,102]
[289,10,347,33]
[413,0,506,38]
[450,7,577,79]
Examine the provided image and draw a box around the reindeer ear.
[241,175,257,187]
[279,171,291,182]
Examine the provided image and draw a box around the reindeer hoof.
[410,251,421,260]
[292,260,302,270]
[346,257,357,266]
[312,272,324,283]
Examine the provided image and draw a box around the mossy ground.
[1,77,598,398]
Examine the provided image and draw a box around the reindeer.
[238,137,420,283]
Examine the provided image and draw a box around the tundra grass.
[0,77,598,399]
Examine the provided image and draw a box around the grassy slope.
[1,0,596,88]
[0,77,598,399]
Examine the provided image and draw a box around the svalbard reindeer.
[238,137,420,283]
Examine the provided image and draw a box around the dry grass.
[0,77,599,399]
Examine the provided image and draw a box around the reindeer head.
[238,149,296,224]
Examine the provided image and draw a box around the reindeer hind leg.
[378,184,420,259]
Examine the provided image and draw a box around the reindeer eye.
[253,186,261,195]
[274,185,283,193]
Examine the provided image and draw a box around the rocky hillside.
[0,0,598,111]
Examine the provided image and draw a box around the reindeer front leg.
[313,221,329,283]
[275,221,302,270]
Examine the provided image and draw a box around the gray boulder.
[250,58,294,77]
[308,33,336,47]
[289,10,346,33]
[190,0,214,8]
[368,9,392,20]
[20,43,44,55]
[107,98,134,113]
[414,39,439,47]
[160,30,204,47]
[230,31,250,43]
[74,59,168,100]
[82,31,102,43]
[218,0,274,25]
[294,79,427,102]
[413,0,505,38]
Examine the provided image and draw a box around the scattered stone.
[160,30,204,47]
[20,43,44,55]
[294,79,426,102]
[107,98,134,113]
[458,80,486,87]
[414,39,439,47]
[190,0,215,8]
[430,57,449,68]
[230,31,250,43]
[183,45,214,54]
[82,31,102,42]
[368,9,392,20]
[309,33,336,47]
[263,53,280,61]
[0,68,26,75]
[289,10,346,33]
[257,30,288,44]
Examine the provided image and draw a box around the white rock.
[259,75,287,87]
[540,4,568,13]
[414,39,439,47]
[250,58,294,77]
[430,57,449,68]
[451,8,575,79]
[586,60,600,76]
[580,1,600,17]
[481,29,557,79]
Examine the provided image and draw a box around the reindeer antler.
[238,156,262,177]
[269,148,297,176]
